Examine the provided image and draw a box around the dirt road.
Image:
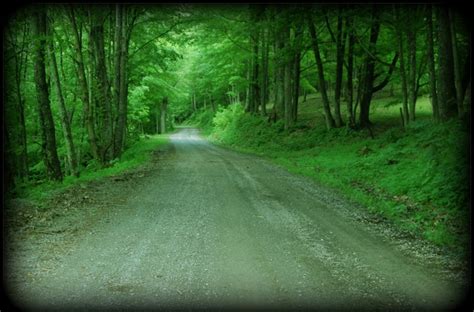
[6,128,467,310]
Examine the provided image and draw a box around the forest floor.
[4,128,469,310]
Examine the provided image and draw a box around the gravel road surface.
[6,128,466,310]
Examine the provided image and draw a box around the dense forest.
[3,4,471,310]
[4,4,470,245]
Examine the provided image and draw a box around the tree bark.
[10,21,29,179]
[395,6,409,124]
[307,13,335,129]
[33,10,63,181]
[275,19,285,118]
[437,7,458,120]
[449,9,464,117]
[47,18,79,177]
[345,15,355,127]
[292,24,303,123]
[67,6,100,162]
[113,4,123,156]
[358,6,381,128]
[160,97,168,134]
[260,24,269,116]
[334,9,345,127]
[407,9,417,121]
[425,5,439,120]
[90,9,113,163]
[113,5,130,158]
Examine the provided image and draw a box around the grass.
[189,95,470,252]
[12,134,170,203]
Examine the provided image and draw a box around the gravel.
[4,128,469,311]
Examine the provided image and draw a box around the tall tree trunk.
[334,9,345,127]
[345,15,355,127]
[47,19,79,177]
[113,4,123,155]
[292,50,301,123]
[155,102,160,134]
[307,13,335,129]
[33,10,62,181]
[67,6,100,162]
[248,7,261,114]
[90,9,113,163]
[4,122,15,192]
[114,5,129,158]
[425,5,439,120]
[358,7,381,128]
[160,97,168,134]
[275,22,285,118]
[282,17,294,130]
[407,10,417,122]
[11,21,29,179]
[395,6,409,124]
[245,59,250,111]
[292,24,303,123]
[449,9,464,117]
[260,25,269,116]
[437,7,458,120]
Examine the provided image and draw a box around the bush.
[212,104,244,134]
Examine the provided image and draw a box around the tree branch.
[372,52,399,93]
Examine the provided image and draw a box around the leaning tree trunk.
[33,10,63,181]
[66,6,100,162]
[307,13,335,130]
[47,19,79,177]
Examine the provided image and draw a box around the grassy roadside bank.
[8,135,170,204]
[187,97,470,253]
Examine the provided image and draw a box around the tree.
[66,5,101,162]
[333,8,345,127]
[407,8,418,121]
[33,9,63,181]
[436,7,458,120]
[89,8,113,163]
[425,4,439,120]
[395,6,409,124]
[358,7,381,128]
[345,14,356,127]
[47,13,79,177]
[6,17,29,180]
[307,12,336,129]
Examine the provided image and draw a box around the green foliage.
[196,98,469,251]
[15,135,169,202]
[212,104,244,135]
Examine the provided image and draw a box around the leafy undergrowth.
[11,135,169,203]
[189,98,470,253]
